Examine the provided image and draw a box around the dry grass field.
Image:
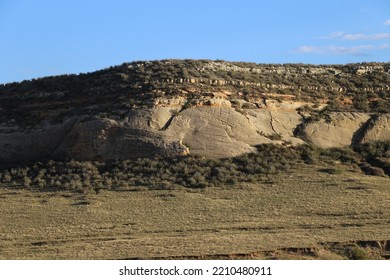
[1,163,389,260]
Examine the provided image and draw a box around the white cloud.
[293,46,320,54]
[379,43,390,49]
[317,32,344,40]
[343,33,390,40]
[320,32,390,40]
[293,44,389,55]
[384,20,390,25]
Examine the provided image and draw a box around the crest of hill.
[1,59,389,125]
[1,59,390,98]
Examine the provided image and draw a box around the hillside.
[0,60,389,163]
[1,60,390,260]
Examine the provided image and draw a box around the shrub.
[345,246,371,260]
[3,173,12,183]
[4,142,389,193]
[359,163,386,177]
[318,168,342,174]
[297,144,319,164]
[354,141,390,159]
[320,147,360,164]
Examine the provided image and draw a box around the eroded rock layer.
[1,60,389,162]
[1,98,389,162]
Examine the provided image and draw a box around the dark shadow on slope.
[351,115,377,146]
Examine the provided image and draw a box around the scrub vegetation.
[1,142,388,194]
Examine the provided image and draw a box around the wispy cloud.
[293,44,389,55]
[319,32,390,40]
[317,32,344,40]
[297,22,390,57]
[379,43,390,49]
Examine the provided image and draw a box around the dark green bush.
[354,141,390,159]
[320,147,360,163]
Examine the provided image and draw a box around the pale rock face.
[155,96,186,106]
[246,109,305,145]
[164,107,270,158]
[203,98,232,107]
[53,118,189,160]
[1,98,390,163]
[149,107,174,130]
[360,114,390,143]
[301,112,371,148]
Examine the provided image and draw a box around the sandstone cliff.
[0,60,389,162]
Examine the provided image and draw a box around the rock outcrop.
[0,119,76,163]
[300,113,371,148]
[1,98,389,163]
[360,114,390,144]
[164,107,270,158]
[0,100,304,161]
[0,60,389,163]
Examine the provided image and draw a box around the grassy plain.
[0,163,389,259]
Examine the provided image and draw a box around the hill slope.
[1,60,390,162]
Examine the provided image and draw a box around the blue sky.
[1,0,389,83]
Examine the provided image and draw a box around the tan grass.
[0,164,389,259]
